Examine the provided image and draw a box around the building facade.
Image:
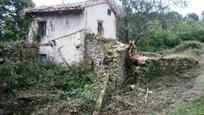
[25,0,117,65]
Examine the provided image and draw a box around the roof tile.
[25,0,107,13]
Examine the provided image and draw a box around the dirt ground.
[101,53,204,115]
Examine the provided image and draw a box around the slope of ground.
[102,41,204,115]
[1,41,204,114]
[167,53,204,115]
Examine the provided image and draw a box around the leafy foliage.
[168,96,204,115]
[146,60,161,81]
[0,41,97,94]
[0,0,34,40]
[117,0,204,52]
[185,13,199,21]
[118,0,187,42]
[128,14,204,52]
[0,41,99,114]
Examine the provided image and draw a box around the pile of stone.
[85,34,129,114]
[85,34,129,87]
[130,56,199,81]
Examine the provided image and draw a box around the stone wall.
[130,57,199,81]
[85,34,128,87]
[85,34,106,76]
[85,34,129,114]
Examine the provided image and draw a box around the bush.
[136,19,204,52]
[0,41,97,94]
[60,66,96,91]
[0,41,98,114]
[176,19,204,42]
[137,27,181,52]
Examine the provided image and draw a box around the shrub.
[57,65,97,92]
[137,27,181,52]
[146,60,161,81]
[136,18,204,52]
[0,41,97,95]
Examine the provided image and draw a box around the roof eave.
[25,8,84,16]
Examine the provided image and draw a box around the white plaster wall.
[39,13,85,41]
[28,13,86,64]
[28,13,85,42]
[86,3,117,39]
[28,3,117,65]
[51,31,85,65]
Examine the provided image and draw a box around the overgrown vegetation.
[1,0,204,114]
[146,60,161,81]
[118,0,204,52]
[168,96,204,115]
[0,41,99,114]
[135,18,204,52]
[0,0,34,40]
[166,43,204,115]
[163,41,204,59]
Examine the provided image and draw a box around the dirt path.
[101,53,204,115]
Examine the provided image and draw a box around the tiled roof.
[25,0,107,13]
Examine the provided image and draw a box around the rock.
[130,57,199,81]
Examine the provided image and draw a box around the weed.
[0,41,99,114]
[168,96,204,115]
[146,60,161,81]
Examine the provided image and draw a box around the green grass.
[162,41,204,59]
[168,96,204,115]
[168,74,204,115]
[168,47,204,115]
[164,49,202,59]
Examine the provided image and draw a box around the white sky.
[33,0,204,16]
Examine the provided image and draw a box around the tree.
[118,0,188,43]
[0,0,35,40]
[185,13,199,21]
[166,11,183,24]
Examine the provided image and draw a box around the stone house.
[25,0,118,65]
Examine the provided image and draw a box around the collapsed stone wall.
[85,34,129,87]
[85,34,129,114]
[130,56,199,82]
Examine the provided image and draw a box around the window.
[97,20,104,34]
[39,54,48,66]
[38,21,46,37]
[107,9,112,16]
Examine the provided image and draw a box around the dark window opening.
[107,9,112,16]
[38,21,46,37]
[39,54,48,66]
[98,20,104,34]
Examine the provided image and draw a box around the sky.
[33,0,204,16]
[175,0,204,16]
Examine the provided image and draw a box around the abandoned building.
[25,0,118,65]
